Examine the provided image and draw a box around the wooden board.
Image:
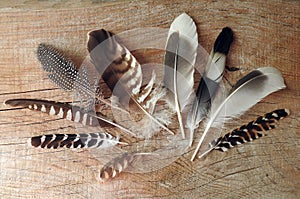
[0,0,299,198]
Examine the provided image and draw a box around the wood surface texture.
[0,0,299,198]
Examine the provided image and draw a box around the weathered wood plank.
[0,0,299,198]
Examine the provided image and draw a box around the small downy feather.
[87,29,174,136]
[187,27,234,146]
[211,109,289,152]
[191,67,286,161]
[163,13,198,138]
[4,98,135,136]
[30,132,126,149]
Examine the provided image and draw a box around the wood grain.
[0,0,299,198]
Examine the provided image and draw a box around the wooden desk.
[0,0,299,198]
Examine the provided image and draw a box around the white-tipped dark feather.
[191,67,286,161]
[30,132,126,149]
[88,29,174,136]
[187,27,234,146]
[163,13,198,138]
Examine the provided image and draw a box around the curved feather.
[163,13,198,138]
[187,27,233,146]
[191,66,286,161]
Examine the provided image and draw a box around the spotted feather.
[210,109,290,152]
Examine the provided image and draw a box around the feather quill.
[191,67,286,161]
[87,29,174,135]
[187,27,233,146]
[163,13,198,138]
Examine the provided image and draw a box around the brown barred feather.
[99,152,151,182]
[30,132,125,149]
[211,109,290,152]
[87,29,173,135]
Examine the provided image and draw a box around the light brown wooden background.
[0,0,299,198]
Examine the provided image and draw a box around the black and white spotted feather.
[211,109,289,152]
[30,132,126,149]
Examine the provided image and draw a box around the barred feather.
[30,132,126,149]
[99,152,152,182]
[211,109,290,152]
[88,29,173,135]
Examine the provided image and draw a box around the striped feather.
[210,109,290,152]
[99,152,152,182]
[30,132,126,149]
[88,29,173,135]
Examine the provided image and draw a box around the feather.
[191,66,286,161]
[211,109,289,152]
[163,13,198,139]
[99,152,154,182]
[187,27,234,146]
[37,43,82,91]
[87,29,174,135]
[30,132,126,149]
[4,98,135,136]
[36,43,116,110]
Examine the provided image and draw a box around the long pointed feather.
[163,13,198,138]
[191,67,286,161]
[187,27,234,146]
[88,29,174,135]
